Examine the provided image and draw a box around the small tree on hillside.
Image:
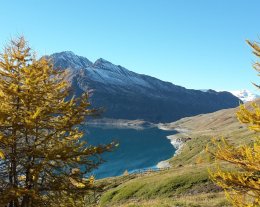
[208,40,260,207]
[0,37,115,207]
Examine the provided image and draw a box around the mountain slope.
[47,51,241,123]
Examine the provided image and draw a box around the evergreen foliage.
[208,40,260,207]
[0,37,115,207]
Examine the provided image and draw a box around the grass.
[99,192,230,207]
[98,164,221,206]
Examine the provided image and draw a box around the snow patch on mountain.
[49,52,167,90]
[229,90,260,102]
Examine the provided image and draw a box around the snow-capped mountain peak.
[93,58,122,72]
[229,90,260,102]
[94,58,112,67]
[48,51,93,70]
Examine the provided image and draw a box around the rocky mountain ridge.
[46,51,241,123]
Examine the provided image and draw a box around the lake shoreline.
[156,127,190,168]
[87,118,189,171]
[87,118,156,130]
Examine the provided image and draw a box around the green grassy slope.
[96,100,258,207]
[99,165,228,207]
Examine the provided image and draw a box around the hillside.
[46,51,241,123]
[95,100,258,207]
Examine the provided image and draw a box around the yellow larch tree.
[0,37,115,207]
[208,40,260,207]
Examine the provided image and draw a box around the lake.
[84,126,176,178]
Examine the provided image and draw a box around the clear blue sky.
[1,0,260,92]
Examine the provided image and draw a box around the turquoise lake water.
[84,126,176,178]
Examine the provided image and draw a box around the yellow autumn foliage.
[0,37,115,207]
[208,40,260,207]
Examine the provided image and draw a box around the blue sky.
[1,0,260,92]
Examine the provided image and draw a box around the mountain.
[229,89,260,102]
[46,51,241,123]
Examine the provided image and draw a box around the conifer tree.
[208,40,260,207]
[0,37,115,207]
